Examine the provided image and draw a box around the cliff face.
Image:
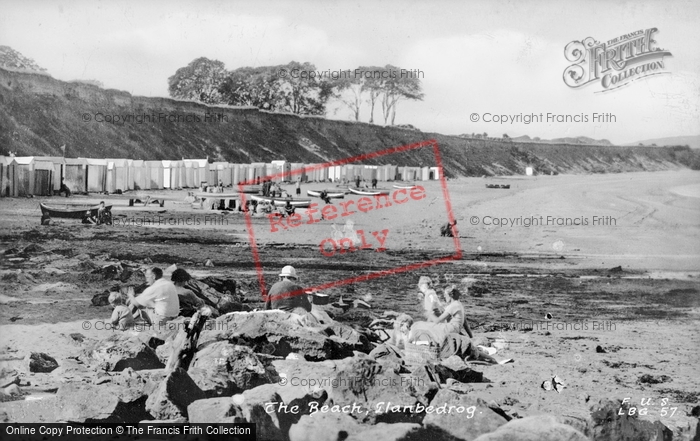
[0,68,687,176]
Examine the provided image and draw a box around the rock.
[187,397,246,423]
[81,333,164,371]
[638,374,672,384]
[288,412,421,441]
[205,259,215,267]
[328,357,420,423]
[239,384,286,441]
[188,342,275,396]
[145,368,206,420]
[422,389,508,440]
[589,399,673,441]
[25,352,59,373]
[55,381,153,422]
[0,370,19,388]
[202,311,363,361]
[91,290,111,306]
[473,414,589,441]
[596,345,607,353]
[2,384,21,397]
[23,244,45,254]
[288,412,360,441]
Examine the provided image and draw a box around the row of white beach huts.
[0,156,441,197]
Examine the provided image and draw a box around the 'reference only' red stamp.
[241,139,461,302]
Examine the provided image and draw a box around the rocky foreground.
[1,302,696,441]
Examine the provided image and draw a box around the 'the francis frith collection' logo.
[563,28,672,92]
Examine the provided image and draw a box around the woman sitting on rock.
[410,285,499,364]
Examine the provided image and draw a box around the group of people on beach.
[105,262,491,364]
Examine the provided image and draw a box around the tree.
[168,57,227,104]
[219,66,279,109]
[333,68,367,121]
[275,61,335,115]
[379,65,424,125]
[503,133,509,139]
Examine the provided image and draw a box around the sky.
[1,0,699,144]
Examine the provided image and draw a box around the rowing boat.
[392,183,417,189]
[348,187,391,196]
[40,203,112,219]
[250,195,312,207]
[193,192,242,199]
[307,189,345,199]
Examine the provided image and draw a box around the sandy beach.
[1,170,699,438]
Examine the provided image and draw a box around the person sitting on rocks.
[410,285,498,363]
[109,291,134,330]
[264,265,311,314]
[128,267,180,326]
[417,276,443,321]
[171,268,206,317]
[440,220,457,237]
[82,210,97,225]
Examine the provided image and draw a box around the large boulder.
[201,311,364,361]
[25,352,59,373]
[80,333,164,372]
[55,381,151,423]
[187,397,246,423]
[473,414,589,441]
[188,341,275,396]
[422,389,508,441]
[589,399,673,441]
[288,412,421,441]
[327,357,421,423]
[145,368,206,420]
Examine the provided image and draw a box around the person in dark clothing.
[355,176,361,188]
[319,190,331,204]
[371,178,378,189]
[440,220,458,237]
[284,200,295,217]
[59,179,72,197]
[264,266,311,313]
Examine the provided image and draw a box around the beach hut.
[1,157,18,197]
[162,160,176,189]
[145,161,164,190]
[105,159,131,192]
[169,160,184,189]
[82,158,107,193]
[64,158,87,193]
[13,157,54,196]
[131,160,147,190]
[35,156,65,192]
[183,159,209,188]
[429,166,440,180]
[421,167,430,181]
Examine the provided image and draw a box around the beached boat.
[250,195,312,207]
[348,187,391,196]
[307,189,345,199]
[237,185,262,194]
[392,183,417,189]
[40,202,112,219]
[485,184,511,189]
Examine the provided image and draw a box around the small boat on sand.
[40,203,112,219]
[393,183,417,189]
[485,184,511,189]
[250,195,312,207]
[307,189,345,199]
[348,187,390,196]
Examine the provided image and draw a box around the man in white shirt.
[128,267,180,326]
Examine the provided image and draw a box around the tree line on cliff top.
[167,58,423,125]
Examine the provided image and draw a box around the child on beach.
[109,291,135,330]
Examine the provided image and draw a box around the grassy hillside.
[0,68,692,177]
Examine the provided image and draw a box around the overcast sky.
[1,0,699,144]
